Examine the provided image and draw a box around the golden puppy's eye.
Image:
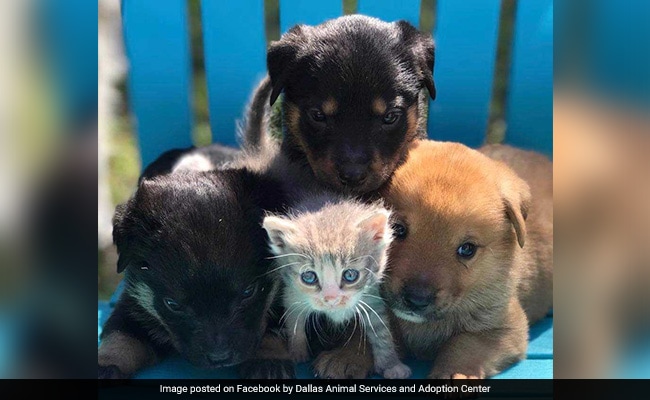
[457,242,477,259]
[392,223,408,240]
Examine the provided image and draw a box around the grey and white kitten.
[262,195,411,379]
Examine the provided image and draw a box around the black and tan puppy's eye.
[392,222,408,240]
[382,109,403,125]
[457,242,477,259]
[309,108,326,123]
[164,297,182,312]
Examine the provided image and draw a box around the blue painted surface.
[426,0,502,148]
[122,0,194,168]
[357,0,421,27]
[279,0,343,34]
[504,0,553,156]
[527,317,554,359]
[493,359,553,379]
[201,0,267,146]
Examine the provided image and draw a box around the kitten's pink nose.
[323,295,341,306]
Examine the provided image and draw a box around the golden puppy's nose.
[402,286,435,311]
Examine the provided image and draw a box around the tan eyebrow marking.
[372,98,387,115]
[322,98,338,115]
[286,102,301,134]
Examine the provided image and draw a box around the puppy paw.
[429,370,485,380]
[380,362,412,379]
[451,373,481,380]
[312,349,372,379]
[98,364,129,379]
[239,359,296,379]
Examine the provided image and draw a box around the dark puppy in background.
[249,15,436,195]
[98,155,291,378]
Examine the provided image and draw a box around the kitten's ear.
[358,209,392,245]
[262,215,296,254]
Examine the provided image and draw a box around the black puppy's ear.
[396,20,436,100]
[139,146,195,182]
[267,25,307,106]
[112,203,131,273]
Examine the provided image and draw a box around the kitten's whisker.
[279,307,293,326]
[311,314,326,345]
[358,303,379,338]
[358,299,391,337]
[266,253,310,260]
[361,293,383,301]
[343,312,358,348]
[313,318,326,344]
[262,261,303,276]
[298,263,312,274]
[279,302,304,327]
[355,307,366,352]
[351,254,380,269]
[293,306,310,336]
[363,267,381,281]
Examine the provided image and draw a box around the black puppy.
[98,163,291,378]
[260,15,436,195]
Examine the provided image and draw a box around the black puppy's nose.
[402,286,435,311]
[206,350,231,365]
[337,164,368,186]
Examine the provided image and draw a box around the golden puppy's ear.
[501,170,531,248]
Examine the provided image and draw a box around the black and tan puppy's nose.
[206,350,231,365]
[337,164,368,186]
[402,286,434,311]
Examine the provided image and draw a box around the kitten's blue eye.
[457,242,477,259]
[242,284,256,299]
[342,269,359,283]
[300,271,318,285]
[164,297,182,312]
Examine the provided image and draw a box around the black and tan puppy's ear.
[112,202,131,273]
[500,169,532,248]
[395,20,436,100]
[267,24,308,105]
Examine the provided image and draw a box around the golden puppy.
[380,140,553,379]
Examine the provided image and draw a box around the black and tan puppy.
[98,163,291,378]
[260,15,436,195]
